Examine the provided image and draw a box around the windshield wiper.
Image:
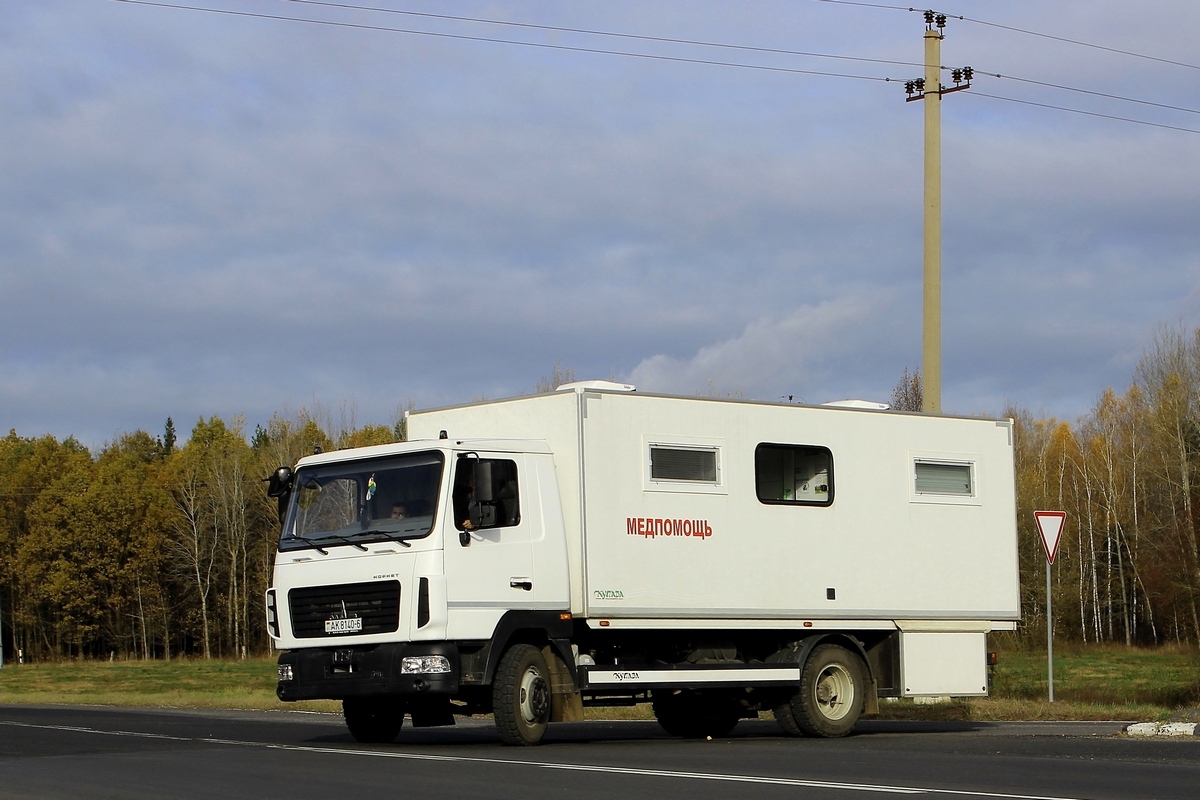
[322,533,370,551]
[362,519,429,547]
[286,534,368,553]
[288,535,329,555]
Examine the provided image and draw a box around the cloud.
[626,290,899,401]
[2,1,1199,447]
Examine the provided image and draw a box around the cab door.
[442,453,536,640]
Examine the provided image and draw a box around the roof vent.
[555,380,637,393]
[822,399,890,410]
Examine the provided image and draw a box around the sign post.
[1034,511,1066,703]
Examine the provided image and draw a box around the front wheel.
[790,644,866,738]
[493,644,552,746]
[343,696,406,743]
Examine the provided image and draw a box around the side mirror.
[264,466,294,528]
[473,461,494,502]
[266,466,293,497]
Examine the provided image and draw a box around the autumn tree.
[0,432,92,659]
[533,362,576,394]
[164,417,259,658]
[891,367,923,412]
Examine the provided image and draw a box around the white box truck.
[266,382,1020,745]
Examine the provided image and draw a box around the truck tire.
[652,690,739,739]
[493,644,551,746]
[789,644,865,738]
[771,701,803,736]
[343,696,405,743]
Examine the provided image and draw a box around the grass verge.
[0,657,338,714]
[1,645,1197,723]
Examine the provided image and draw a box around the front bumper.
[276,642,460,702]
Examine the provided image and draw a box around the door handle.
[510,580,533,591]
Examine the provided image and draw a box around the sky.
[2,0,1199,449]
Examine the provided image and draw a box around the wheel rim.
[813,663,855,721]
[519,667,550,725]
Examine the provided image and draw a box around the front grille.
[288,580,401,638]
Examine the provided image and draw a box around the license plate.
[324,617,363,634]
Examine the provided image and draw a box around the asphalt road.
[1,705,1197,800]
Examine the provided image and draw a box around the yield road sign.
[1034,511,1066,565]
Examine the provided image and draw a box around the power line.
[968,91,1200,136]
[894,15,1200,123]
[285,0,924,70]
[974,70,1200,117]
[117,1,1200,134]
[113,1,896,83]
[958,16,1200,72]
[812,0,912,10]
[813,0,1200,72]
[277,3,1200,118]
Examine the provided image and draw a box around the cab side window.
[453,457,521,530]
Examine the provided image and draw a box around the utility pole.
[905,12,972,414]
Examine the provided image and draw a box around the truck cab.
[268,440,572,743]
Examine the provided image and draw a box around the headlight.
[401,655,452,674]
[278,664,294,682]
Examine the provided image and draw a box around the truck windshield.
[280,451,444,552]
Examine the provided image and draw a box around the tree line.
[2,338,1199,661]
[1008,326,1200,647]
[0,410,401,661]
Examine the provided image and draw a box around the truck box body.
[268,383,1021,744]
[406,387,1020,624]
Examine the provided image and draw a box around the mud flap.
[544,644,584,722]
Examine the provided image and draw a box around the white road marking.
[0,719,1095,800]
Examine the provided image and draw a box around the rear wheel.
[343,696,406,743]
[493,644,552,746]
[772,699,803,736]
[790,644,865,738]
